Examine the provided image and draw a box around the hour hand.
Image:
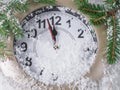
[52,25,57,37]
[46,19,59,49]
[46,19,56,44]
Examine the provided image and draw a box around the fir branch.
[104,0,116,5]
[90,13,107,25]
[0,42,6,57]
[107,16,120,64]
[74,0,105,15]
[74,0,120,64]
[93,15,106,22]
[7,0,29,12]
[91,10,107,25]
[0,12,22,58]
[0,0,56,59]
[0,12,23,38]
[74,0,107,25]
[0,42,10,58]
[74,0,88,7]
[107,15,116,64]
[34,0,56,5]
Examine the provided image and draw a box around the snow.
[1,59,120,90]
[1,0,120,90]
[0,71,21,90]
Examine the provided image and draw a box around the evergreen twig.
[74,0,120,64]
[8,0,29,12]
[34,0,56,5]
[0,0,56,59]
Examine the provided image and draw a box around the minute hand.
[46,19,56,44]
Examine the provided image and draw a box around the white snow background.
[1,0,120,90]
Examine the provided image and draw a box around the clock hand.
[52,25,59,49]
[46,19,56,44]
[52,25,57,37]
[46,19,59,49]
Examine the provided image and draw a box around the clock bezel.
[14,5,98,85]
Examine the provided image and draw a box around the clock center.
[35,27,75,57]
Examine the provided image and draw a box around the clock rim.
[13,5,98,85]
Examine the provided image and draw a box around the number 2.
[78,29,84,38]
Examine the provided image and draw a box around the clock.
[14,6,98,85]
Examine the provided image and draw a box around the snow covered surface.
[1,0,120,90]
[1,59,120,90]
[1,60,120,90]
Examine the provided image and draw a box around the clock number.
[78,29,84,38]
[21,42,27,52]
[31,28,37,38]
[50,16,54,25]
[36,19,46,28]
[27,29,37,38]
[66,20,71,28]
[37,16,61,28]
[55,16,61,25]
[49,16,61,25]
[52,73,58,81]
[40,69,44,75]
[25,57,32,66]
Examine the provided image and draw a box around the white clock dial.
[14,6,98,85]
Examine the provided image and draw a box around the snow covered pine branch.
[74,0,120,64]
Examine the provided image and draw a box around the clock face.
[14,6,98,85]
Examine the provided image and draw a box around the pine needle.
[74,0,120,64]
[0,0,56,59]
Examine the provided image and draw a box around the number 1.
[66,20,71,28]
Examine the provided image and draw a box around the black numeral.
[40,69,44,75]
[36,19,46,28]
[25,57,32,66]
[37,16,61,28]
[49,16,61,25]
[27,28,37,38]
[31,28,37,38]
[66,20,71,28]
[50,16,54,25]
[52,73,58,81]
[55,16,61,25]
[78,29,84,38]
[21,42,27,52]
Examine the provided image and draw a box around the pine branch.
[74,0,107,25]
[0,42,11,58]
[74,0,105,15]
[0,42,6,57]
[0,0,56,59]
[104,0,116,5]
[74,0,88,7]
[0,12,23,38]
[34,0,56,5]
[7,0,29,12]
[107,16,120,64]
[107,16,116,64]
[74,0,120,64]
[90,13,107,25]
